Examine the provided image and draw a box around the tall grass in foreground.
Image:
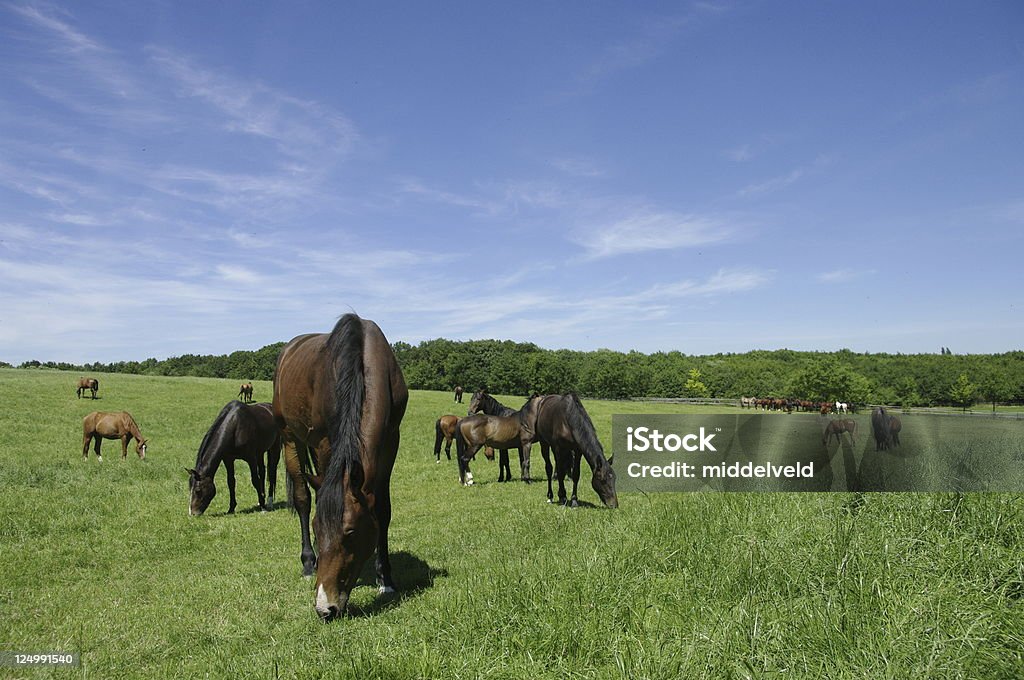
[0,368,1021,679]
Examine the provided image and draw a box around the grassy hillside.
[1,368,1022,678]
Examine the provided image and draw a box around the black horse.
[871,407,893,451]
[454,386,464,403]
[188,401,281,516]
[532,393,618,508]
[467,390,523,481]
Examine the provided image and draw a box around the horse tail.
[565,392,609,467]
[454,419,467,460]
[434,418,444,457]
[316,313,366,530]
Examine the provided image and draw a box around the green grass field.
[1,368,1022,679]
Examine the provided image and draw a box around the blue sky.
[1,1,1022,364]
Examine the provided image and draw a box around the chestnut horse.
[433,415,459,462]
[238,382,254,403]
[77,377,99,399]
[273,314,408,621]
[533,393,618,508]
[466,390,524,482]
[455,395,539,486]
[822,418,857,447]
[82,411,147,461]
[187,401,281,516]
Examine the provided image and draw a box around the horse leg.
[520,442,531,483]
[444,435,452,461]
[120,435,129,460]
[94,436,103,462]
[249,456,267,511]
[225,458,238,514]
[266,436,281,508]
[541,442,554,503]
[82,433,91,460]
[568,449,582,508]
[498,449,509,482]
[375,426,401,594]
[284,437,316,577]
[554,448,569,505]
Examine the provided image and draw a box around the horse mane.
[194,401,238,473]
[316,313,366,531]
[564,393,609,468]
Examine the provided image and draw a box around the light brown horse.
[82,411,148,461]
[76,377,99,399]
[454,396,541,485]
[822,418,857,447]
[273,314,408,621]
[238,382,254,403]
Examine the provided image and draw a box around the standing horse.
[467,390,522,481]
[822,419,857,447]
[532,393,618,508]
[454,386,464,403]
[835,401,849,414]
[187,401,281,516]
[454,396,539,486]
[273,314,407,621]
[76,377,99,399]
[871,407,893,451]
[238,382,254,403]
[433,415,459,462]
[889,415,902,447]
[82,412,147,461]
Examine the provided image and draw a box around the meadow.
[1,368,1022,679]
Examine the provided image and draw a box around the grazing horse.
[531,393,618,508]
[273,314,408,621]
[871,407,893,451]
[76,377,99,399]
[454,386,464,403]
[187,401,281,516]
[238,382,254,403]
[466,390,523,481]
[822,419,857,447]
[82,411,147,461]
[889,415,902,447]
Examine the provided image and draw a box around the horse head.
[136,438,148,459]
[187,467,215,516]
[468,389,488,416]
[592,459,619,509]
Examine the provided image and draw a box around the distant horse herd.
[742,397,854,415]
[68,313,913,621]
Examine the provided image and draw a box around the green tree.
[684,368,709,398]
[949,373,977,412]
[977,370,1012,413]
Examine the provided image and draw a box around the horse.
[454,386,464,403]
[272,314,408,621]
[455,395,539,486]
[819,402,831,415]
[433,415,459,462]
[238,382,254,403]
[82,411,148,461]
[740,396,755,409]
[532,393,618,508]
[889,415,902,447]
[871,407,893,451]
[835,401,849,414]
[822,419,857,447]
[466,390,522,481]
[187,401,282,516]
[76,377,99,399]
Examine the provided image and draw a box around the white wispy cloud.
[578,210,735,258]
[817,269,873,284]
[737,155,832,198]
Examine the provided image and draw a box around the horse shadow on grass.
[348,551,448,617]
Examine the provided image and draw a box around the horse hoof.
[436,460,441,464]
[378,585,396,595]
[546,499,553,504]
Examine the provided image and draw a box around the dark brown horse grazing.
[273,314,408,621]
[238,382,254,403]
[872,407,893,451]
[822,418,857,447]
[187,401,281,516]
[82,412,147,461]
[533,393,618,508]
[454,386,464,403]
[889,415,902,447]
[76,377,99,399]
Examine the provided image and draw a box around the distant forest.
[10,338,1023,409]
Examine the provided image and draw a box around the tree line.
[12,339,1023,409]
